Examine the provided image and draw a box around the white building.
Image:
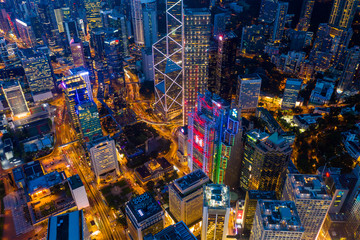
[68,174,90,210]
[282,174,332,240]
[250,200,304,240]
[202,184,230,240]
[87,136,119,183]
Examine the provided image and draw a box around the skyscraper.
[187,91,241,184]
[2,81,29,118]
[237,74,262,112]
[215,31,237,101]
[250,200,304,240]
[75,101,102,143]
[153,0,184,122]
[258,0,278,24]
[271,1,288,43]
[145,221,196,240]
[239,130,292,194]
[84,0,102,30]
[183,8,211,125]
[201,184,230,240]
[131,0,145,45]
[21,49,54,101]
[126,192,164,240]
[15,19,36,47]
[169,169,209,226]
[296,0,315,32]
[281,78,302,109]
[337,46,360,94]
[142,0,158,48]
[282,174,332,240]
[70,38,86,68]
[87,136,119,183]
[329,0,359,29]
[68,67,93,102]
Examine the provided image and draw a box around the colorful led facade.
[187,91,240,184]
[153,0,184,122]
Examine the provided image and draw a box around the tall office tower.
[75,101,102,142]
[329,0,359,29]
[271,1,288,43]
[84,0,102,30]
[15,19,36,47]
[281,78,302,109]
[145,221,196,240]
[240,25,266,55]
[213,11,230,38]
[243,191,277,234]
[183,8,211,125]
[47,210,90,240]
[201,184,230,240]
[54,8,64,33]
[125,192,164,240]
[250,200,304,240]
[0,39,22,68]
[207,43,218,94]
[187,91,240,184]
[70,38,86,68]
[236,74,262,113]
[131,0,145,45]
[21,49,54,101]
[296,0,314,32]
[169,169,210,226]
[239,130,292,194]
[68,67,93,101]
[2,81,29,118]
[258,0,278,24]
[90,27,117,61]
[153,0,184,122]
[215,31,237,101]
[37,0,57,46]
[337,46,360,94]
[87,136,119,183]
[142,0,158,48]
[142,48,154,81]
[108,11,129,57]
[282,174,332,240]
[104,38,123,76]
[63,20,79,44]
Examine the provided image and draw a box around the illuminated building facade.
[68,67,93,101]
[169,169,209,225]
[188,91,240,184]
[21,49,54,101]
[201,184,230,240]
[282,174,332,240]
[15,19,36,47]
[296,0,314,32]
[107,10,129,57]
[237,74,262,112]
[215,31,237,101]
[87,136,119,183]
[131,0,145,45]
[84,0,102,30]
[75,101,102,143]
[243,191,277,234]
[2,81,29,117]
[281,78,302,109]
[250,200,304,240]
[142,0,158,48]
[104,38,123,76]
[329,0,359,29]
[271,1,288,43]
[126,192,164,240]
[239,130,292,194]
[240,25,266,55]
[183,8,211,125]
[337,46,360,95]
[153,0,184,122]
[70,38,86,68]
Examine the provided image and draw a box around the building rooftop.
[259,200,304,232]
[247,190,277,200]
[150,221,197,240]
[67,174,84,190]
[173,169,209,195]
[27,171,65,194]
[126,192,163,223]
[47,210,85,240]
[86,135,111,149]
[68,66,88,76]
[288,174,332,200]
[204,184,230,209]
[184,8,211,15]
[240,73,262,81]
[23,160,44,180]
[247,130,269,143]
[12,166,25,182]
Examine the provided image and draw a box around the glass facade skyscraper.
[281,78,302,109]
[75,101,102,143]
